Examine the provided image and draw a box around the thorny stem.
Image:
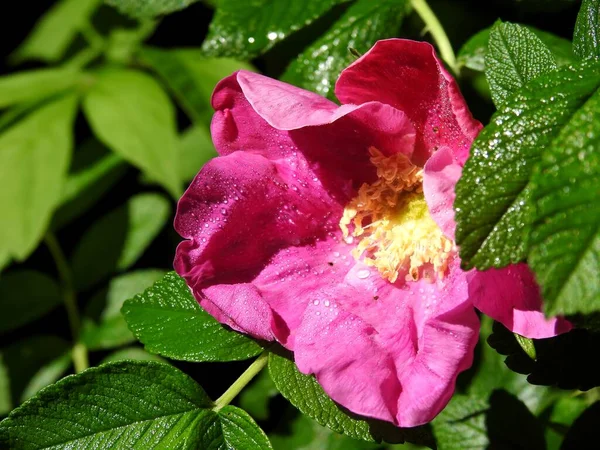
[45,233,89,373]
[213,351,269,410]
[410,0,459,75]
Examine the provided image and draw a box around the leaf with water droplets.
[528,79,600,316]
[485,21,558,107]
[281,0,409,100]
[201,0,351,60]
[458,25,576,72]
[456,62,600,270]
[122,272,262,361]
[573,0,600,61]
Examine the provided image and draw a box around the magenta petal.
[423,146,462,240]
[336,39,482,165]
[468,263,572,339]
[294,261,479,427]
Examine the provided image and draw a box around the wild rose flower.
[174,39,571,427]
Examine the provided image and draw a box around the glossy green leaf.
[281,0,408,100]
[0,69,81,109]
[455,63,600,270]
[545,396,588,450]
[83,69,181,198]
[52,139,127,230]
[0,95,78,264]
[0,336,70,414]
[268,352,434,446]
[432,395,489,450]
[458,26,576,72]
[0,271,62,333]
[573,0,600,61]
[107,0,200,18]
[82,270,167,350]
[122,272,262,362]
[202,0,350,59]
[485,21,557,107]
[70,194,171,290]
[0,361,215,449]
[11,0,101,63]
[141,47,254,124]
[212,405,273,450]
[528,83,600,316]
[179,126,216,181]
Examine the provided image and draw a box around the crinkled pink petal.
[423,146,462,240]
[294,259,479,427]
[211,70,416,197]
[467,263,572,339]
[336,39,482,165]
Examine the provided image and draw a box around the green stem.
[213,351,269,410]
[410,0,459,75]
[45,233,89,373]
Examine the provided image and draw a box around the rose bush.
[174,39,570,427]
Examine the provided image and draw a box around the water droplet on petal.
[357,269,370,279]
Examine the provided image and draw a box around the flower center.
[340,147,454,283]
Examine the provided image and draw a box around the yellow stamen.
[340,147,454,283]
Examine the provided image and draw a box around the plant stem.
[410,0,459,75]
[45,233,89,373]
[213,351,269,410]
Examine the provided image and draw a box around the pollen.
[340,147,455,283]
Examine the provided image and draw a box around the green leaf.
[485,21,557,107]
[0,361,217,449]
[573,0,600,61]
[141,47,254,124]
[0,271,62,333]
[52,139,127,230]
[239,368,278,421]
[545,396,588,450]
[458,26,576,72]
[70,194,171,290]
[0,336,70,413]
[11,0,101,63]
[82,270,167,350]
[432,395,489,450]
[528,81,600,316]
[455,63,600,270]
[0,69,82,109]
[561,401,600,449]
[107,0,201,18]
[214,405,273,449]
[179,126,216,181]
[281,0,408,100]
[0,95,78,264]
[122,272,262,361]
[83,69,181,198]
[101,347,165,364]
[268,352,434,446]
[202,0,350,60]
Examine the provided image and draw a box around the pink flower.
[174,39,571,427]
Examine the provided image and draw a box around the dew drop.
[313,300,320,305]
[324,300,330,307]
[357,269,370,279]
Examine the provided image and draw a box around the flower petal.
[423,146,462,240]
[211,70,417,196]
[468,263,572,339]
[336,39,482,165]
[174,150,341,340]
[294,260,479,427]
